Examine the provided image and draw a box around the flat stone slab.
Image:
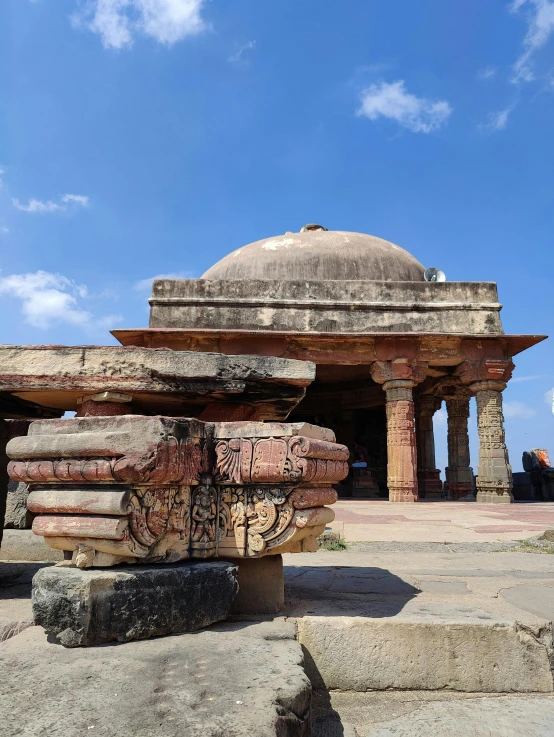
[0,345,315,419]
[313,691,554,737]
[33,561,238,647]
[0,620,310,737]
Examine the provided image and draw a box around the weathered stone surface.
[0,345,315,419]
[296,606,554,693]
[4,481,32,529]
[0,620,311,737]
[32,561,238,647]
[147,276,505,335]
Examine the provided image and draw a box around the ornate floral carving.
[215,435,348,486]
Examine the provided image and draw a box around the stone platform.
[0,620,310,737]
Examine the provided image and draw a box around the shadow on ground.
[285,565,419,619]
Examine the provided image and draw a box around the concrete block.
[33,561,238,647]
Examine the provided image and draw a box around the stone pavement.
[311,691,554,737]
[329,500,554,543]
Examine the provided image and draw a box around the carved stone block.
[7,416,345,567]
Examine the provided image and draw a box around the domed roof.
[202,227,425,281]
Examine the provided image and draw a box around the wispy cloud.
[134,272,194,291]
[511,0,554,83]
[0,226,9,235]
[511,374,548,383]
[357,80,452,134]
[0,271,121,330]
[545,388,554,413]
[503,400,536,419]
[228,40,256,67]
[12,194,89,214]
[479,105,515,132]
[477,66,497,80]
[73,0,208,50]
[0,168,5,187]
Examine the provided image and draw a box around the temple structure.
[114,225,546,504]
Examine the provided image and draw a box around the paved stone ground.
[329,500,554,543]
[311,691,554,736]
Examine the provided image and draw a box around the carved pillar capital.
[416,394,443,417]
[371,359,428,387]
[456,359,514,388]
[7,416,347,566]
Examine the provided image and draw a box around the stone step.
[295,602,554,693]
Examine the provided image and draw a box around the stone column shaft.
[445,396,474,501]
[416,396,443,499]
[384,380,418,502]
[473,381,513,504]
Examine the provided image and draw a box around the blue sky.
[0,0,553,472]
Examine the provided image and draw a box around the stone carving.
[444,395,475,500]
[474,385,513,503]
[214,435,349,486]
[7,416,345,567]
[456,361,514,504]
[371,361,428,503]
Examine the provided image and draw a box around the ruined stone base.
[32,561,238,647]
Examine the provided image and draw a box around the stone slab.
[0,620,311,737]
[285,544,554,693]
[312,691,554,737]
[33,561,238,647]
[4,481,32,529]
[0,345,315,419]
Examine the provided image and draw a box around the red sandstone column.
[371,360,427,503]
[444,394,474,501]
[457,360,514,504]
[415,395,443,499]
[76,391,133,417]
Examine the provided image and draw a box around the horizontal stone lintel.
[149,296,502,312]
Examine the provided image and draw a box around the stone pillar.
[457,359,514,504]
[76,391,133,417]
[371,360,427,502]
[444,395,474,501]
[472,381,513,503]
[415,395,443,499]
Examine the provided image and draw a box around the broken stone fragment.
[32,561,238,647]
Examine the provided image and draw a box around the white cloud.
[478,66,497,80]
[12,194,89,214]
[134,272,193,291]
[0,226,9,235]
[511,374,547,383]
[0,271,120,330]
[228,41,256,67]
[357,81,452,134]
[479,106,514,132]
[503,400,536,419]
[511,0,554,83]
[74,0,208,49]
[0,168,5,187]
[545,388,554,414]
[433,407,447,426]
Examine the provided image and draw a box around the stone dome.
[201,228,425,281]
